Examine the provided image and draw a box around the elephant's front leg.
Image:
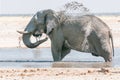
[51,44,62,61]
[49,28,65,61]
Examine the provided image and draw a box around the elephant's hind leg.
[88,32,112,62]
[101,42,113,62]
[88,32,101,57]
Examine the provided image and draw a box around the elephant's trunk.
[22,33,48,48]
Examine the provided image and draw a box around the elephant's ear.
[45,13,59,34]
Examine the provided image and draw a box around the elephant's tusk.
[17,30,30,34]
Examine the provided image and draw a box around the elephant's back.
[64,15,92,26]
[61,15,93,42]
[78,15,111,35]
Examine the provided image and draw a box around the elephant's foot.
[52,53,62,61]
[102,55,112,62]
[53,57,62,62]
[104,57,112,62]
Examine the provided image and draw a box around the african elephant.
[18,9,114,62]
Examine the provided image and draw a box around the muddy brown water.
[0,48,119,68]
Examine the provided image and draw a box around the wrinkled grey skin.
[19,9,114,62]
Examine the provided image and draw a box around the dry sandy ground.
[0,15,120,80]
[0,68,120,80]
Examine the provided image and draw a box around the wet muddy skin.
[0,48,119,68]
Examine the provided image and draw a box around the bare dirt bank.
[0,68,120,80]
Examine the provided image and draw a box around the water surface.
[0,48,119,68]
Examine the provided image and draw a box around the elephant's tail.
[109,31,114,56]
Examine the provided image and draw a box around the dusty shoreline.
[0,68,120,80]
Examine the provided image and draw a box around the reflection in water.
[52,62,112,68]
[22,62,112,68]
[32,49,41,59]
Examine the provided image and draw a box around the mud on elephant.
[18,9,114,62]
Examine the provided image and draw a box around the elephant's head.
[17,9,59,48]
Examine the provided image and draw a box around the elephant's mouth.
[33,32,42,37]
